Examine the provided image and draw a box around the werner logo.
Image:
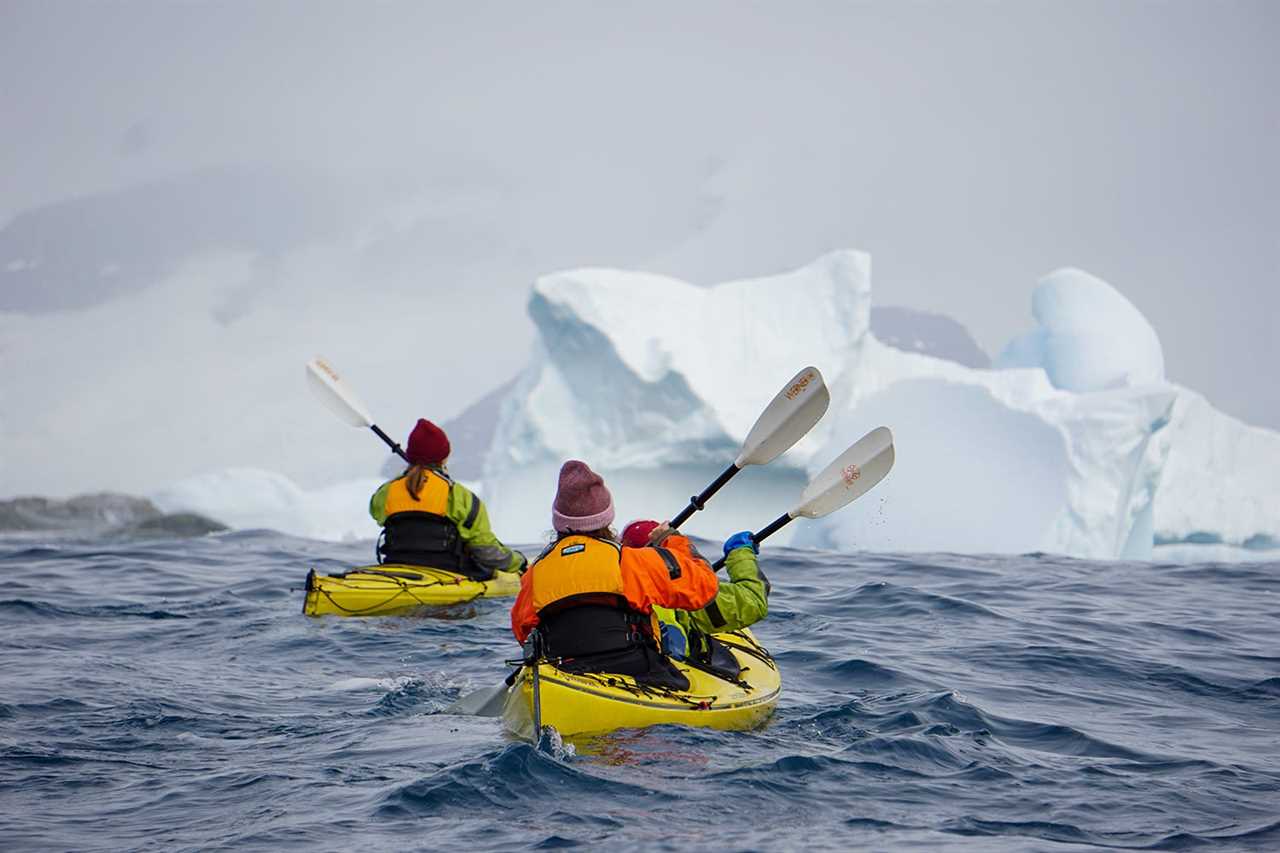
[784,371,817,401]
[314,359,340,382]
[842,464,861,486]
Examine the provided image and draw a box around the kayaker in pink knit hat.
[511,460,719,690]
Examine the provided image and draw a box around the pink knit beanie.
[552,460,615,533]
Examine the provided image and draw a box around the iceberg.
[479,253,870,545]
[994,267,1165,392]
[478,252,1277,560]
[799,338,1175,558]
[139,250,1279,560]
[988,266,1280,554]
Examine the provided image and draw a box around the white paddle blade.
[735,366,831,466]
[445,682,511,717]
[793,427,894,519]
[306,358,374,428]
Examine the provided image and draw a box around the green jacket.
[369,469,526,576]
[680,546,770,634]
[655,546,770,657]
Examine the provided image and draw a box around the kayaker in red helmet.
[510,460,718,689]
[622,518,769,677]
[369,419,526,580]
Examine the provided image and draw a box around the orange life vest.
[381,469,450,517]
[511,532,718,645]
[377,468,462,571]
[525,534,675,676]
[526,534,626,614]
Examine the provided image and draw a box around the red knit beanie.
[621,519,660,548]
[552,460,615,533]
[406,419,450,465]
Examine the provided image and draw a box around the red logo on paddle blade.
[842,464,861,486]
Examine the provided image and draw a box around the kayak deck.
[502,628,780,738]
[302,565,521,616]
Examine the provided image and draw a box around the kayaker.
[622,519,768,676]
[369,419,526,580]
[510,460,719,689]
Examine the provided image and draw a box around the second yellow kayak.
[302,565,521,617]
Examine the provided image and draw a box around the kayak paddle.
[669,366,830,528]
[712,426,894,569]
[305,357,410,463]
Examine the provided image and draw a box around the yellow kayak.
[502,628,780,738]
[302,565,521,617]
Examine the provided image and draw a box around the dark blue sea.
[2,531,1278,851]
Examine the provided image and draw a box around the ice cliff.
[478,254,1278,559]
[1156,390,1280,552]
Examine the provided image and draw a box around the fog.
[1,1,1276,497]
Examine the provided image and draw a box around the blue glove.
[660,622,688,660]
[723,531,757,556]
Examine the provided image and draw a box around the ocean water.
[2,531,1278,851]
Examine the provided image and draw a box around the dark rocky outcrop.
[0,493,226,538]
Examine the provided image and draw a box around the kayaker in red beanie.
[510,460,719,689]
[623,518,769,678]
[369,419,526,580]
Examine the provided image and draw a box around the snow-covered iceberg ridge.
[478,252,1279,559]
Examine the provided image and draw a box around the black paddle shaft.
[369,424,410,463]
[670,463,741,528]
[711,511,793,571]
[530,631,544,742]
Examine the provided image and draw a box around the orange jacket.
[510,533,718,643]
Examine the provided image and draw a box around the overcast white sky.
[2,0,1278,452]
